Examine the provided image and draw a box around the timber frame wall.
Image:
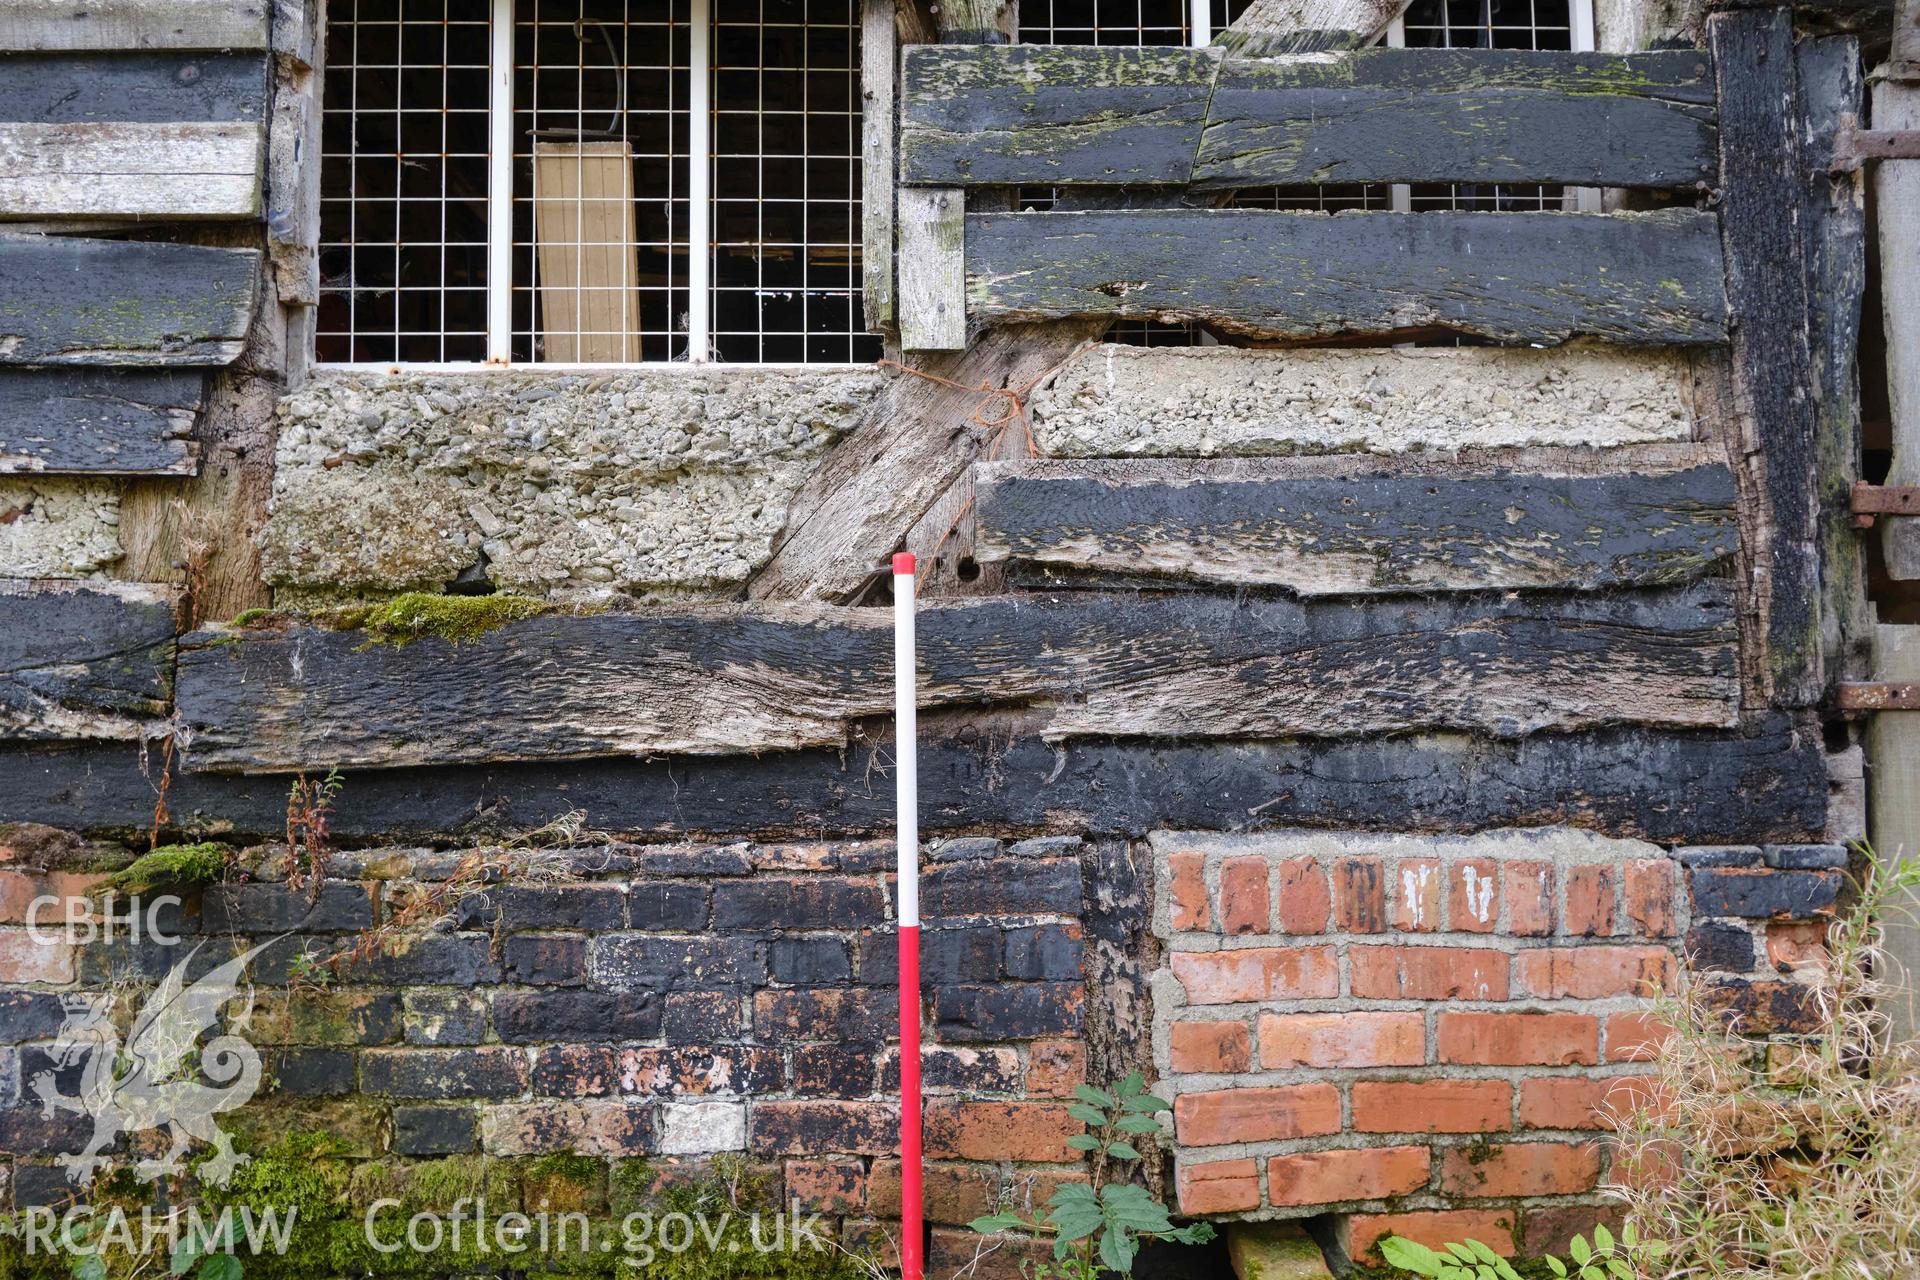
[0,0,1910,1269]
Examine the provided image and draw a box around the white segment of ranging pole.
[894,554,919,926]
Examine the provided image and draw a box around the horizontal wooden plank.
[901,44,1219,186]
[0,0,268,51]
[0,368,201,474]
[965,209,1728,344]
[1195,48,1717,189]
[0,122,265,219]
[0,713,1829,843]
[899,45,1716,189]
[174,587,1740,773]
[0,52,269,123]
[973,446,1739,593]
[0,578,177,740]
[0,234,259,366]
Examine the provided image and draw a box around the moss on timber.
[325,592,553,646]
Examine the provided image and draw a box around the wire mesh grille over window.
[316,0,878,365]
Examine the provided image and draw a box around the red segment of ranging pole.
[893,551,924,1280]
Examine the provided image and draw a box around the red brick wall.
[1152,830,1840,1264]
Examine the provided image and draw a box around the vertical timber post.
[1710,6,1822,708]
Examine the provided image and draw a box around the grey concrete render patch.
[0,477,121,578]
[262,366,886,601]
[1029,342,1696,457]
[1146,826,1667,941]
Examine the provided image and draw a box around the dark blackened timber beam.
[0,579,177,740]
[0,52,269,123]
[1710,9,1823,705]
[1193,49,1718,190]
[964,209,1728,345]
[0,236,260,366]
[0,368,201,474]
[899,46,1717,190]
[900,45,1221,187]
[972,447,1740,594]
[0,714,1828,844]
[173,587,1741,773]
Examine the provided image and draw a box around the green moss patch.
[96,841,230,897]
[326,592,552,646]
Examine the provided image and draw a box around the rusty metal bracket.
[1829,123,1920,172]
[1851,481,1920,528]
[1836,682,1920,712]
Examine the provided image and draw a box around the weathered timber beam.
[0,713,1828,843]
[899,46,1717,190]
[0,123,266,219]
[900,45,1220,186]
[745,320,1109,601]
[859,0,896,331]
[0,0,269,51]
[0,51,269,123]
[1213,0,1408,54]
[0,235,260,366]
[174,586,1740,773]
[0,579,177,741]
[897,188,967,350]
[972,446,1739,594]
[1797,38,1871,677]
[1194,49,1717,189]
[964,209,1728,345]
[0,368,201,474]
[1711,9,1823,704]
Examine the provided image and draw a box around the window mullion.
[487,0,515,362]
[687,0,713,362]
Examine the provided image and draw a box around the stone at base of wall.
[1228,1222,1333,1280]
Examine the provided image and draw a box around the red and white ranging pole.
[893,551,925,1280]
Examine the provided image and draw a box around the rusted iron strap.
[1835,682,1920,711]
[1850,481,1920,527]
[1830,126,1920,172]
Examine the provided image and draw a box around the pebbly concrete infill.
[0,478,122,578]
[1030,343,1697,457]
[261,365,885,602]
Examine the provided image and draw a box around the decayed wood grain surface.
[1711,9,1822,705]
[0,368,201,474]
[175,586,1740,773]
[0,123,265,219]
[0,578,177,740]
[964,209,1727,344]
[899,46,1716,190]
[746,319,1110,601]
[897,188,967,350]
[4,713,1825,844]
[0,0,269,51]
[972,447,1738,593]
[0,234,260,365]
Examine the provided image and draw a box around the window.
[317,0,877,366]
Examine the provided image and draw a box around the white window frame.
[320,0,866,373]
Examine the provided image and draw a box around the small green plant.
[1381,1224,1663,1280]
[969,1072,1214,1277]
